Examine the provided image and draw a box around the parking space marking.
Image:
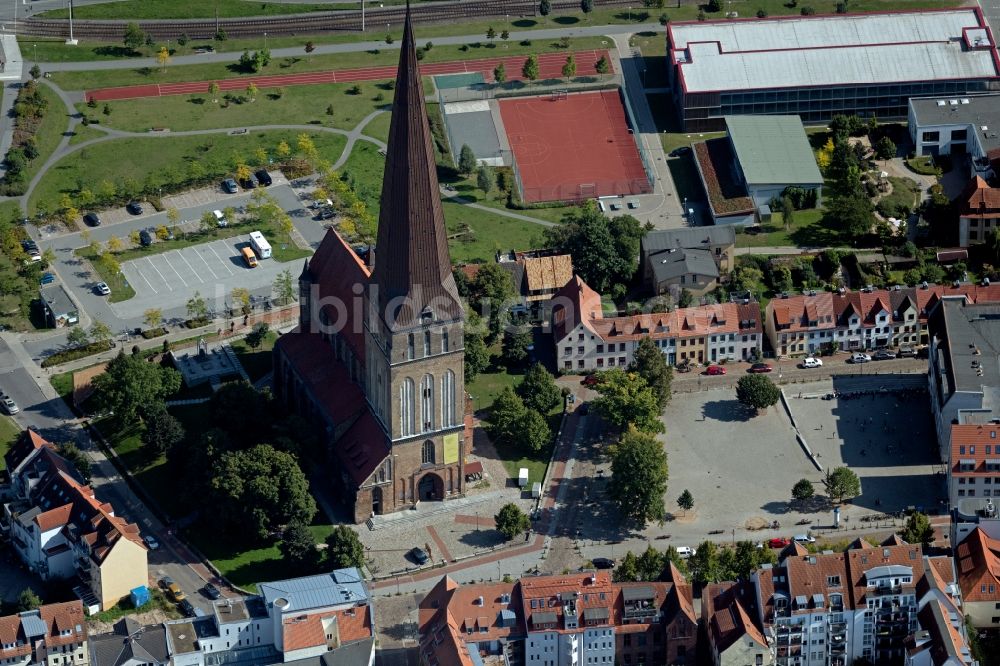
[161,253,189,288]
[191,246,220,280]
[127,263,158,294]
[178,250,209,283]
[207,242,235,276]
[146,257,172,292]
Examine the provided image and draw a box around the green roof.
[724,115,824,187]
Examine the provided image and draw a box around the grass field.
[68,123,110,146]
[229,330,279,382]
[49,36,610,91]
[20,84,70,189]
[85,78,422,133]
[29,130,347,215]
[44,0,352,19]
[0,416,21,470]
[734,209,841,248]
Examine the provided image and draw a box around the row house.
[765,283,1000,358]
[550,275,763,372]
[2,430,148,611]
[418,567,697,666]
[0,601,88,666]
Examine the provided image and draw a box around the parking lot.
[115,236,289,319]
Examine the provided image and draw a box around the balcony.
[830,634,846,646]
[872,585,903,597]
[776,635,803,646]
[829,622,847,633]
[775,625,802,636]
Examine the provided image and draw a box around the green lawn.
[229,330,279,382]
[67,123,108,146]
[85,79,416,133]
[0,415,21,470]
[444,174,575,225]
[17,84,70,191]
[29,130,347,215]
[50,371,77,410]
[49,36,610,91]
[43,0,351,19]
[94,416,177,518]
[735,208,844,248]
[361,111,391,143]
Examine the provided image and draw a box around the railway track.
[19,0,640,40]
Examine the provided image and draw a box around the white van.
[213,210,227,227]
[674,546,695,558]
[249,231,272,259]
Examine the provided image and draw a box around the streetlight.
[627,6,631,21]
[264,31,267,51]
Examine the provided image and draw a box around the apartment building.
[1,430,148,610]
[947,423,1000,512]
[955,527,1000,629]
[0,601,88,666]
[765,283,1000,358]
[551,275,763,372]
[958,177,1000,247]
[418,569,697,666]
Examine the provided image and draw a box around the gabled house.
[955,528,1000,628]
[703,582,773,666]
[496,249,574,317]
[958,176,1000,247]
[640,226,736,296]
[0,601,88,666]
[89,618,168,666]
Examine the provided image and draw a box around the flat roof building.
[909,93,1000,180]
[39,283,78,328]
[667,9,1000,131]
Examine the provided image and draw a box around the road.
[978,0,1000,36]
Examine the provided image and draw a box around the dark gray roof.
[166,618,218,655]
[621,585,656,602]
[934,299,1000,395]
[283,638,375,666]
[16,505,41,528]
[531,611,558,625]
[18,611,46,639]
[909,94,1000,154]
[583,606,610,621]
[90,624,169,666]
[641,226,736,254]
[648,248,719,284]
[39,283,77,316]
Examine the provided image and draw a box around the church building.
[273,7,468,524]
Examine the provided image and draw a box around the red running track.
[499,90,651,204]
[86,49,613,102]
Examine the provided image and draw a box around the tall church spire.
[371,4,462,330]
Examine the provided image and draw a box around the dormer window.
[421,310,433,324]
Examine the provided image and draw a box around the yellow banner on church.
[443,433,459,464]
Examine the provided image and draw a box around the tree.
[561,54,577,79]
[688,540,721,585]
[678,288,693,308]
[458,144,477,175]
[874,136,897,161]
[156,46,170,72]
[593,369,664,434]
[17,589,41,612]
[246,82,258,102]
[57,442,92,483]
[231,287,252,316]
[93,350,182,425]
[608,426,669,526]
[613,551,640,582]
[326,525,365,569]
[518,363,561,414]
[477,165,494,193]
[485,387,525,447]
[29,64,41,80]
[522,54,540,83]
[501,328,532,367]
[539,0,551,15]
[595,55,610,77]
[207,81,220,103]
[67,326,89,349]
[186,291,209,322]
[245,322,270,351]
[142,308,163,331]
[464,313,490,381]
[792,478,815,502]
[500,29,510,41]
[470,262,515,340]
[546,203,643,295]
[495,503,530,540]
[899,511,934,546]
[129,229,142,247]
[279,520,320,572]
[493,62,507,85]
[304,40,315,53]
[629,336,673,409]
[781,196,795,231]
[735,374,781,413]
[823,466,861,503]
[516,407,551,452]
[636,545,666,581]
[677,489,694,515]
[273,269,296,305]
[89,320,112,345]
[212,444,316,540]
[141,406,185,456]
[486,26,497,42]
[582,0,594,12]
[277,140,291,158]
[123,22,146,51]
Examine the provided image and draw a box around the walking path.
[85,49,612,101]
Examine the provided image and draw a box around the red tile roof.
[38,601,87,648]
[305,228,370,360]
[956,527,1000,602]
[704,582,769,653]
[34,504,72,532]
[551,275,603,342]
[950,423,1000,477]
[274,330,367,425]
[960,176,1000,217]
[335,411,390,486]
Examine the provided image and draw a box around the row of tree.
[486,364,562,452]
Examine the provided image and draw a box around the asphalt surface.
[979,0,1000,36]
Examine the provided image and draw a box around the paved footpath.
[86,49,613,101]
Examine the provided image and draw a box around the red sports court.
[498,90,651,204]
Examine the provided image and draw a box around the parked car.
[202,583,221,600]
[675,361,693,373]
[408,547,430,565]
[704,365,726,376]
[314,207,335,221]
[674,546,695,558]
[222,178,239,194]
[126,201,144,215]
[83,212,101,227]
[178,599,196,618]
[167,582,186,602]
[139,230,153,246]
[669,146,692,157]
[255,169,273,186]
[627,201,639,209]
[20,240,38,253]
[800,357,823,369]
[213,210,227,227]
[159,576,174,590]
[39,272,55,285]
[94,282,111,296]
[768,537,791,548]
[239,173,259,190]
[2,397,18,415]
[591,557,615,569]
[143,535,159,550]
[850,353,872,364]
[793,533,816,544]
[898,346,917,357]
[581,374,602,387]
[748,363,773,373]
[873,349,896,360]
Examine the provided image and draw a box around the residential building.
[495,249,574,317]
[39,284,78,328]
[752,540,963,666]
[640,226,736,297]
[958,176,1000,247]
[550,275,763,372]
[955,527,1000,629]
[928,293,1000,464]
[667,9,1000,131]
[702,582,773,666]
[418,569,697,666]
[947,423,1000,511]
[89,618,169,666]
[273,5,470,523]
[1,430,148,610]
[908,94,1000,180]
[0,601,88,666]
[906,555,978,666]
